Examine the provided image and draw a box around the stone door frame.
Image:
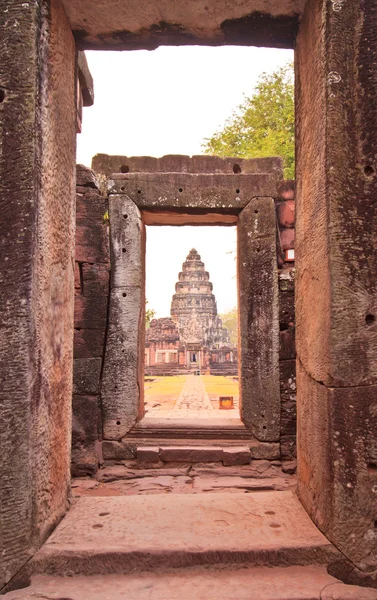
[100,168,280,443]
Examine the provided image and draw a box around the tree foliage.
[202,63,294,179]
[145,300,156,328]
[220,307,238,346]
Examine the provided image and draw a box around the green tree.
[220,307,238,346]
[145,300,156,328]
[202,63,294,179]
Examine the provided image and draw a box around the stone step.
[26,491,340,577]
[4,566,377,599]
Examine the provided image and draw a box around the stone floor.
[146,374,239,420]
[72,460,297,496]
[4,493,377,599]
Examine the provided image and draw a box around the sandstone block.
[74,295,108,330]
[277,180,295,200]
[280,327,296,360]
[82,263,110,296]
[280,228,295,250]
[277,200,295,228]
[102,441,135,461]
[137,446,160,463]
[75,192,110,264]
[74,328,105,359]
[249,442,280,460]
[238,197,280,441]
[222,447,251,466]
[72,395,100,445]
[76,164,99,189]
[73,358,102,395]
[159,446,223,463]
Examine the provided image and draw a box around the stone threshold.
[103,437,280,463]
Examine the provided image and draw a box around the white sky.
[77,46,293,317]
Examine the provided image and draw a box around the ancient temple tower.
[170,249,229,348]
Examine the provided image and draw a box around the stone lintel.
[238,197,280,441]
[60,2,304,51]
[92,154,283,177]
[107,173,277,213]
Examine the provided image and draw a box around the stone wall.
[276,181,296,463]
[72,165,110,475]
[71,160,296,473]
[0,0,76,588]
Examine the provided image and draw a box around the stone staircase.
[3,490,377,599]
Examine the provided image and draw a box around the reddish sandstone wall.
[71,166,296,473]
[276,181,296,464]
[0,0,76,588]
[72,165,110,475]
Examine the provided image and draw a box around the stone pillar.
[101,195,145,440]
[296,0,377,570]
[238,197,280,442]
[0,0,76,588]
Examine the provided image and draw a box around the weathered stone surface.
[296,0,377,389]
[25,492,339,578]
[5,567,376,600]
[222,447,251,466]
[108,173,278,212]
[281,436,297,461]
[72,395,100,445]
[280,228,295,250]
[73,358,102,395]
[137,446,160,463]
[322,584,377,600]
[102,441,136,461]
[238,197,280,441]
[280,327,296,360]
[295,0,377,571]
[74,294,108,330]
[0,0,76,587]
[75,192,110,264]
[108,195,144,288]
[277,180,295,201]
[76,164,99,188]
[249,442,280,460]
[92,154,283,176]
[77,52,94,107]
[72,395,100,476]
[81,263,110,296]
[279,289,295,325]
[101,196,145,440]
[160,446,223,463]
[297,362,377,570]
[277,200,295,228]
[74,328,105,359]
[61,1,303,50]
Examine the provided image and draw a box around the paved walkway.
[147,374,239,419]
[174,374,213,411]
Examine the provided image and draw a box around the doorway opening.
[144,225,239,423]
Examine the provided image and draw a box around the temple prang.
[145,248,237,376]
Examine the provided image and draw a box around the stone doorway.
[98,155,281,451]
[144,226,239,422]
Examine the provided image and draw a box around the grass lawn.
[144,374,239,411]
[144,375,186,410]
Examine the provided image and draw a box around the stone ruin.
[2,0,377,592]
[145,248,237,376]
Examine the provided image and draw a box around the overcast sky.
[77,46,293,317]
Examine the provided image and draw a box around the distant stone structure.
[145,249,237,375]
